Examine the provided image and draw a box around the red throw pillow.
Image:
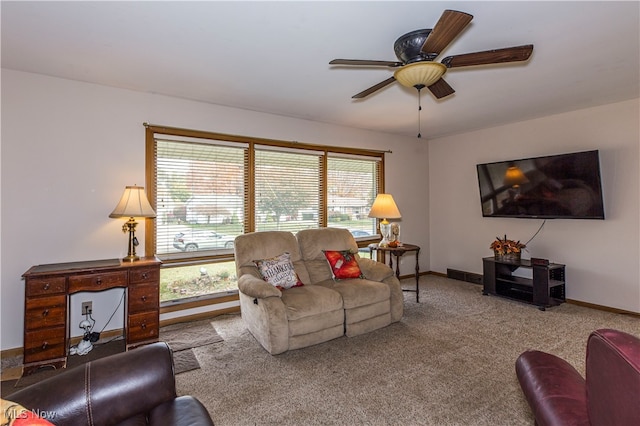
[323,250,364,280]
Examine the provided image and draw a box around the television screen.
[476,150,605,219]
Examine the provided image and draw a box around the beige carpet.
[160,318,225,374]
[172,348,200,374]
[160,319,224,351]
[175,275,639,426]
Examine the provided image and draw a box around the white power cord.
[70,315,94,356]
[70,291,123,355]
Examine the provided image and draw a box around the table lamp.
[368,194,401,247]
[110,185,156,262]
[503,165,529,188]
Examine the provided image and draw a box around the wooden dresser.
[22,257,161,375]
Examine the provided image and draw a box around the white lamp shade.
[368,194,402,221]
[109,186,156,218]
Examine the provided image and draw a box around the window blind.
[254,148,321,233]
[155,139,246,261]
[327,155,381,236]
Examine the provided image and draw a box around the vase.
[494,251,521,262]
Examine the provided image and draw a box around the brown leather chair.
[6,342,214,426]
[516,328,640,426]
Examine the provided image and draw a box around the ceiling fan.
[329,9,534,100]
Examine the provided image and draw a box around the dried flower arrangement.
[490,235,526,256]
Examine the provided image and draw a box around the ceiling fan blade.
[352,77,397,99]
[441,45,534,68]
[427,78,455,99]
[330,59,403,67]
[421,10,473,56]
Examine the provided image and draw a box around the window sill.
[160,290,239,314]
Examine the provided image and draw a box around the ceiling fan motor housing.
[394,29,438,63]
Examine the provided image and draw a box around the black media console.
[482,257,566,310]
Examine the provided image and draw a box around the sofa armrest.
[516,349,589,426]
[238,273,282,299]
[8,342,177,426]
[357,257,395,282]
[358,257,403,322]
[586,329,640,426]
[149,396,215,426]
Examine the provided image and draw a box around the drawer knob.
[43,283,50,290]
[142,273,148,279]
[141,295,147,302]
[42,342,48,350]
[96,278,102,285]
[141,322,147,329]
[42,309,49,317]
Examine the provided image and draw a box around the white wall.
[0,69,429,351]
[428,98,640,313]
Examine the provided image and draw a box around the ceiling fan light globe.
[394,62,447,89]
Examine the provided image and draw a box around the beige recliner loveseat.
[234,227,403,354]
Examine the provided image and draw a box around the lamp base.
[379,222,392,247]
[378,239,391,248]
[122,218,140,262]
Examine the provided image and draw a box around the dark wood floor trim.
[429,269,639,318]
[565,299,639,317]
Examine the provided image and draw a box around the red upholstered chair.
[515,328,640,426]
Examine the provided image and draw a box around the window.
[155,137,246,261]
[327,154,380,238]
[254,147,322,233]
[145,124,385,304]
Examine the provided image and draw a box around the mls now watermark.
[6,407,57,421]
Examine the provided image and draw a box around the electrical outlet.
[82,301,92,316]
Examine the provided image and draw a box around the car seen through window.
[173,230,235,252]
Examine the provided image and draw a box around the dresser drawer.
[25,277,66,297]
[68,271,127,293]
[128,284,159,313]
[129,267,159,284]
[25,295,66,330]
[128,311,159,343]
[24,326,66,363]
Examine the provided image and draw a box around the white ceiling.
[2,1,639,139]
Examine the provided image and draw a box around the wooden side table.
[368,243,421,302]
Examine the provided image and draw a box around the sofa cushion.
[323,250,364,280]
[316,278,390,309]
[297,228,360,283]
[345,311,391,337]
[345,300,390,324]
[288,323,344,351]
[288,308,344,337]
[255,252,304,290]
[280,285,343,321]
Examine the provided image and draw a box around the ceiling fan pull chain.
[416,85,424,138]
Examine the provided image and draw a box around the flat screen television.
[476,150,605,219]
